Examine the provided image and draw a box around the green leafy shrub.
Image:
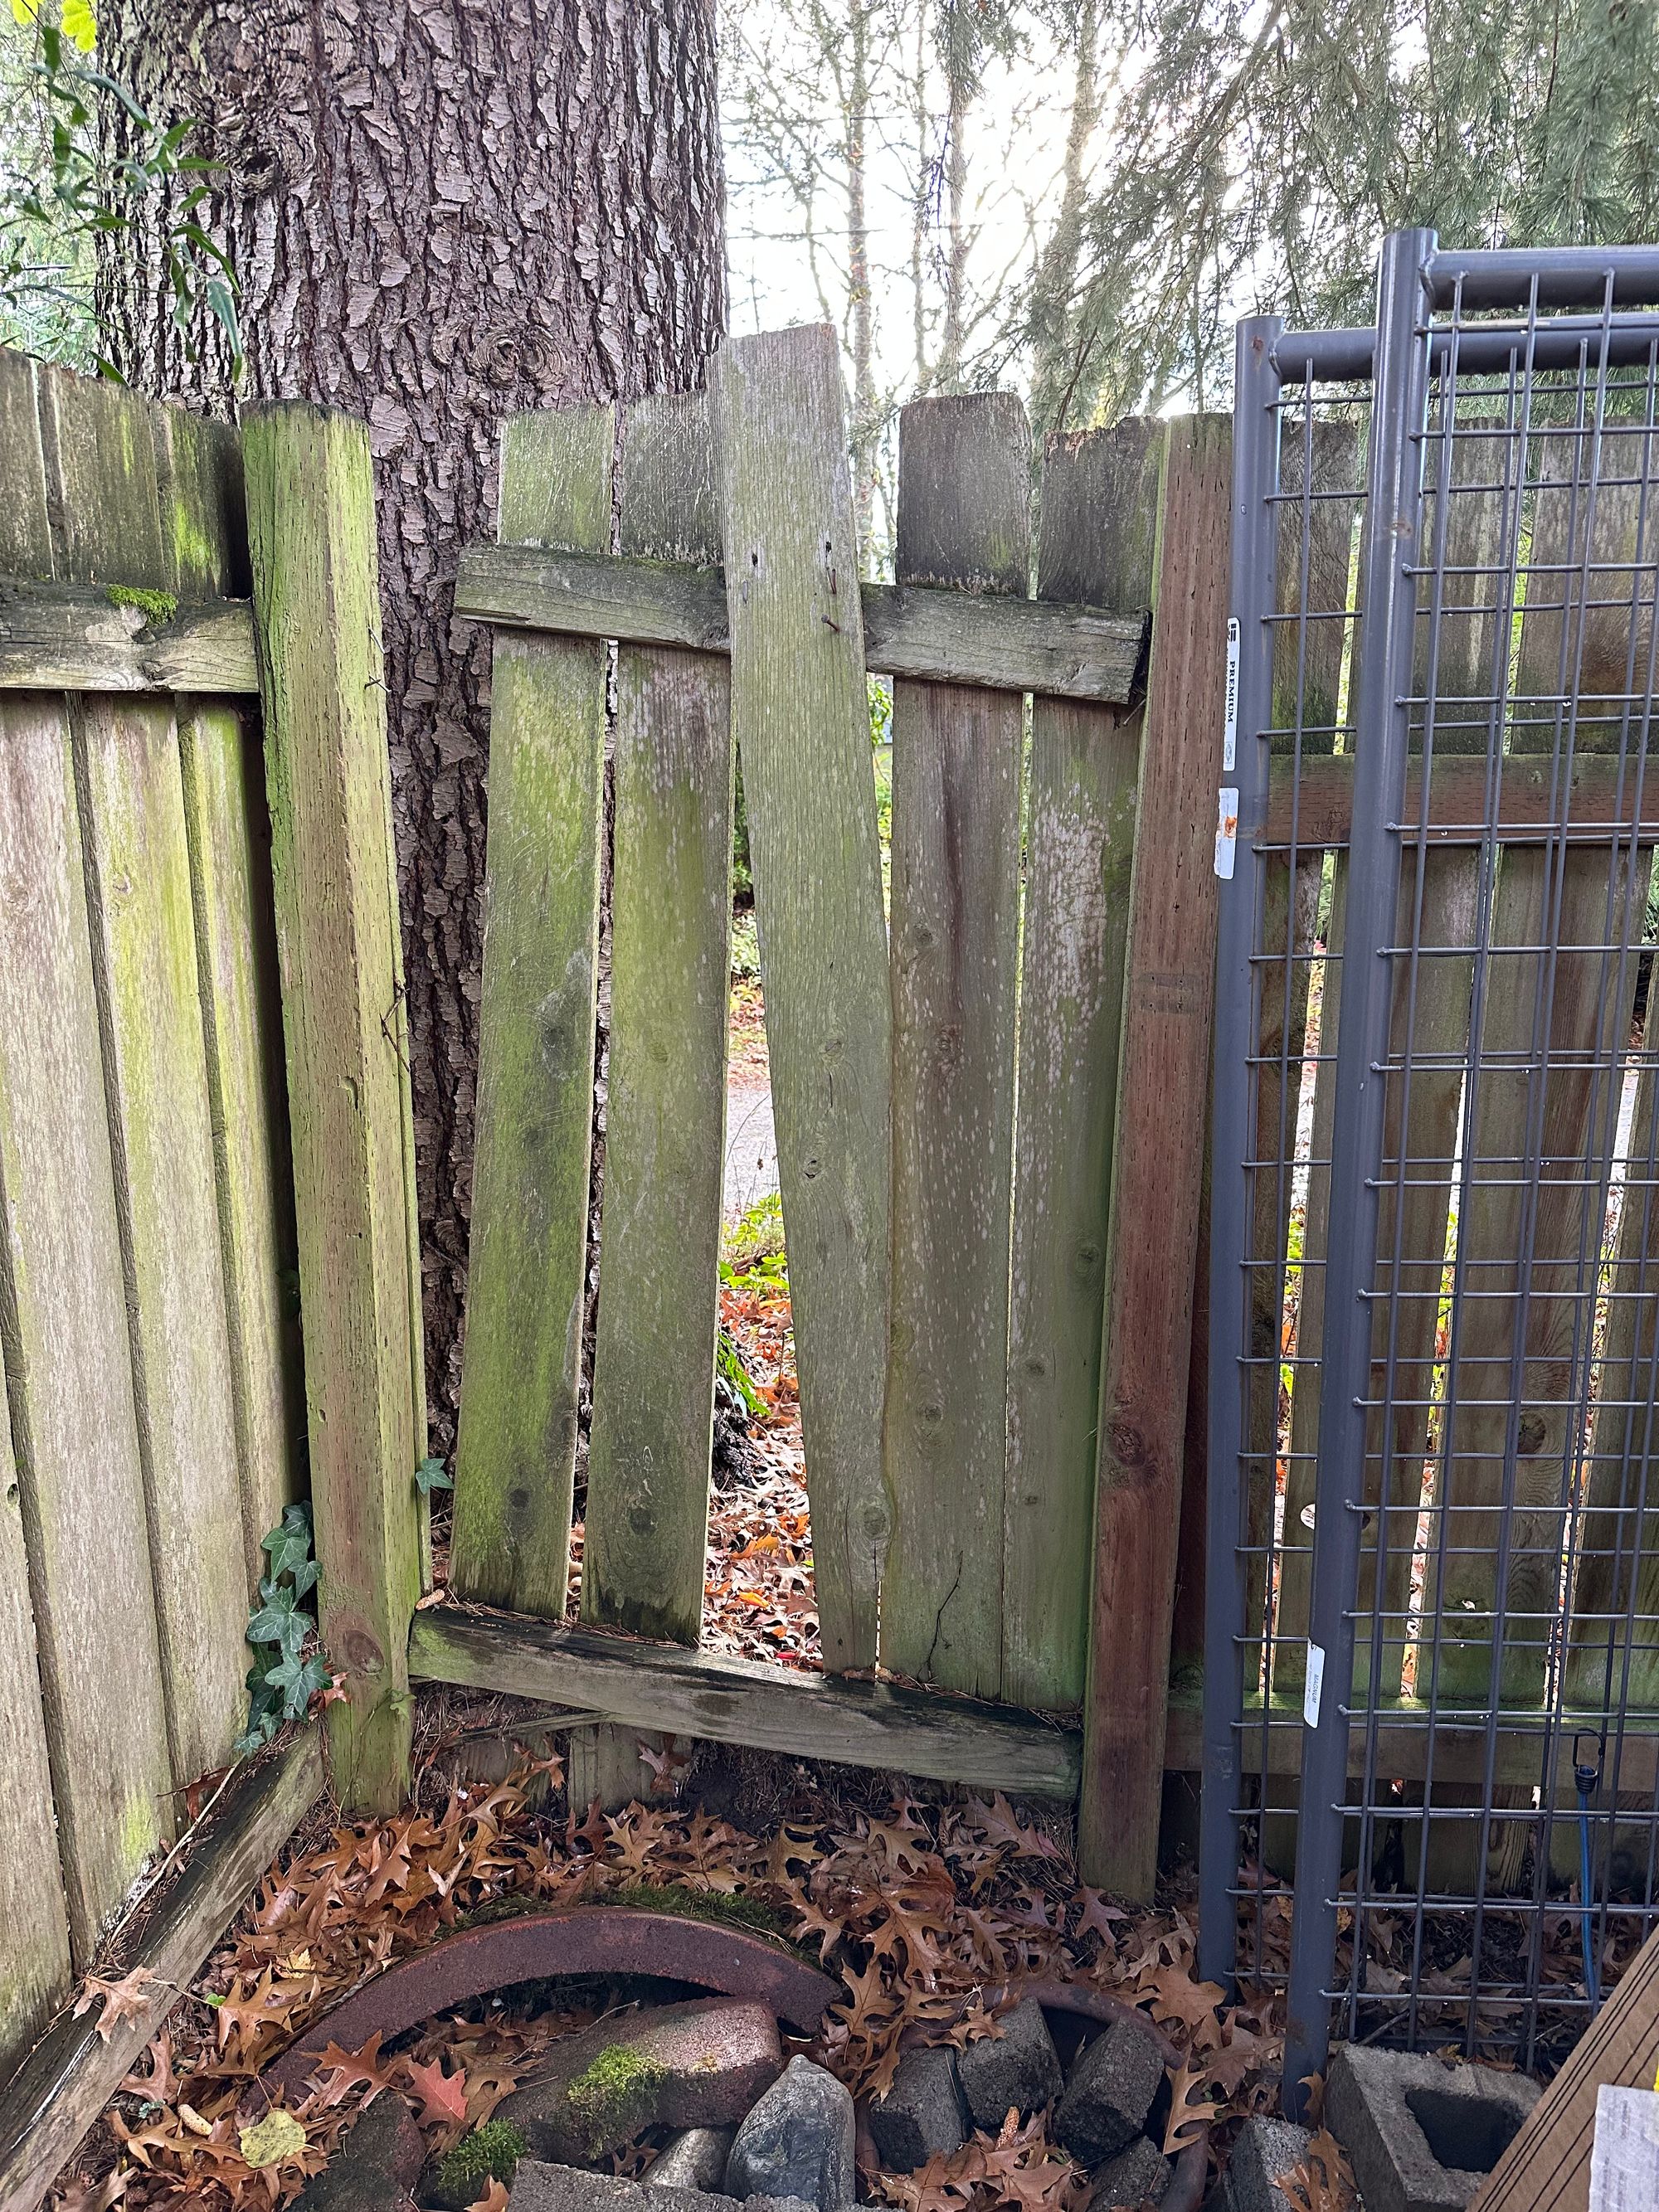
[238,1501,330,1753]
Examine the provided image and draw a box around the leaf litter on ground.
[51,1750,1325,2212]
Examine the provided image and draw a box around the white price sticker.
[1303,1641,1326,1728]
[1223,616,1240,771]
[1214,786,1239,880]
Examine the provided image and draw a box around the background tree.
[91,0,727,1445]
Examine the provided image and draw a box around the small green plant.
[717,1327,765,1419]
[721,1188,785,1279]
[434,2120,527,2204]
[1,2,241,371]
[238,1500,330,1753]
[730,907,761,981]
[607,1879,788,1937]
[415,1452,453,1495]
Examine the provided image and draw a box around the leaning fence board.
[583,391,733,1647]
[714,325,893,1673]
[244,403,424,1811]
[1078,414,1231,1898]
[0,351,51,577]
[1431,447,1652,1713]
[0,1727,325,2212]
[881,393,1029,1699]
[178,712,301,1566]
[455,540,1147,704]
[0,1373,71,2075]
[449,407,612,1619]
[1569,1057,1659,1706]
[35,369,168,590]
[1002,419,1165,1714]
[410,1607,1080,1796]
[75,699,251,1781]
[1470,1920,1659,2212]
[0,695,173,1952]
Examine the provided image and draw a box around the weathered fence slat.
[583,390,733,1649]
[881,393,1029,1699]
[449,406,613,1620]
[164,400,299,1577]
[0,694,174,1949]
[244,401,424,1811]
[411,1608,1080,1796]
[1002,420,1165,1714]
[1079,414,1232,1898]
[455,540,1146,704]
[0,1352,72,2066]
[0,350,51,576]
[714,326,893,1673]
[75,697,251,1780]
[178,711,302,1568]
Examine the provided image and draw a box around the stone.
[724,2055,857,2210]
[1326,2044,1541,2212]
[495,2000,783,2165]
[293,2093,422,2212]
[1053,2020,1165,2166]
[868,2047,968,2172]
[1090,2132,1172,2208]
[1221,2118,1313,2212]
[508,2156,815,2212]
[649,2129,737,2191]
[956,1999,1063,2131]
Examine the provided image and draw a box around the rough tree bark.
[96,1,727,1449]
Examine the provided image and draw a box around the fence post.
[243,402,425,1812]
[1078,413,1233,1900]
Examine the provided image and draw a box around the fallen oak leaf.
[465,2182,510,2212]
[1161,2059,1221,2156]
[72,1967,160,2042]
[401,2054,469,2128]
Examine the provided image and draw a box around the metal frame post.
[1199,314,1285,1994]
[1282,227,1438,2108]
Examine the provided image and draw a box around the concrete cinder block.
[1326,2044,1541,2212]
[1220,2117,1311,2211]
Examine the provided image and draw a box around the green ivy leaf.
[415,1455,453,1495]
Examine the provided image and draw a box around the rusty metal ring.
[261,1906,839,2101]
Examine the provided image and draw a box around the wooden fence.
[0,348,304,2073]
[0,353,430,2112]
[409,328,1232,1901]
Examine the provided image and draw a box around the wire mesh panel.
[1202,231,1659,2103]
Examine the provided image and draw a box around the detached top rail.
[0,576,258,693]
[453,541,1151,705]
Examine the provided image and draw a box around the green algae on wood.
[449,406,612,1618]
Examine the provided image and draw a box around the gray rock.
[294,2094,422,2212]
[868,2047,967,2173]
[1090,2132,1173,2208]
[724,2055,857,2211]
[1220,2118,1312,2212]
[495,2000,783,2165]
[649,2130,737,2191]
[1054,2020,1165,2166]
[1326,2044,1540,2212]
[1218,2118,1311,2212]
[956,1999,1063,2131]
[508,2156,815,2212]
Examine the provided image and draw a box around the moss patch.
[433,2118,527,2205]
[562,2044,669,2161]
[607,1881,789,1939]
[105,583,179,626]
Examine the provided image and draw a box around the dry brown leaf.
[72,1967,159,2041]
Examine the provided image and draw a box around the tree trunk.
[96,0,726,1451]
